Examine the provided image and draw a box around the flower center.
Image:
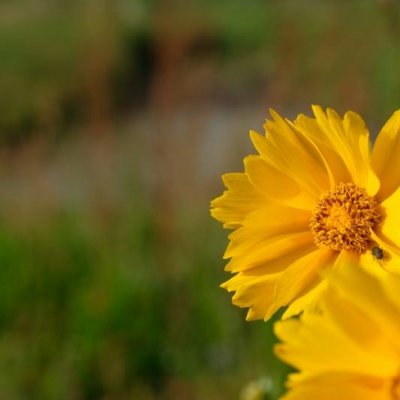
[310,183,380,253]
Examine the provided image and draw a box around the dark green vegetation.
[0,201,289,399]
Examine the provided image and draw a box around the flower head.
[274,264,400,400]
[210,106,400,320]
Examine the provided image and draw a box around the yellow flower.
[210,106,400,321]
[274,265,400,400]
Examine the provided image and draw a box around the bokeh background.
[1,0,400,399]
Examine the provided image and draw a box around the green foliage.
[0,203,289,399]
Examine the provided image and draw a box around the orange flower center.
[310,183,380,253]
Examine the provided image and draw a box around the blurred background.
[1,0,400,399]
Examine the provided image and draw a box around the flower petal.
[377,186,400,252]
[273,247,334,312]
[280,250,375,320]
[244,155,315,210]
[372,110,400,200]
[276,291,398,378]
[210,172,267,228]
[358,231,400,275]
[224,205,312,259]
[224,231,314,272]
[226,272,281,321]
[250,109,330,199]
[282,280,328,319]
[329,266,400,349]
[279,372,388,400]
[222,242,317,320]
[294,113,351,187]
[308,106,379,195]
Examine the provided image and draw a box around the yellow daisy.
[210,106,400,321]
[275,264,400,400]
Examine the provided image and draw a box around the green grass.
[0,202,290,399]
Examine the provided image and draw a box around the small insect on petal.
[371,246,384,261]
